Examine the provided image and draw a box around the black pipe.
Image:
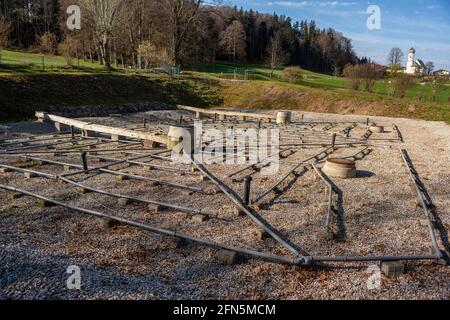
[80,152,88,171]
[71,126,75,140]
[243,176,253,205]
[331,133,337,148]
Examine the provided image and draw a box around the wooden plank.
[35,112,168,145]
[177,105,276,120]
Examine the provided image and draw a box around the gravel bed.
[0,110,449,300]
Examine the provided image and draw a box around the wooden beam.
[35,112,168,145]
[177,105,276,121]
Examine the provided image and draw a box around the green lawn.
[1,49,103,71]
[1,49,449,124]
[0,50,222,122]
[3,50,449,104]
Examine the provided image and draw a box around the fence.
[184,64,281,81]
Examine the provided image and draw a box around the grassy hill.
[0,49,104,73]
[217,80,450,123]
[0,51,221,122]
[187,61,450,104]
[1,49,449,123]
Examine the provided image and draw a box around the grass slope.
[189,62,450,104]
[1,50,449,123]
[0,72,221,122]
[218,80,450,123]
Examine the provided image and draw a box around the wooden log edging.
[35,112,169,146]
[177,105,277,121]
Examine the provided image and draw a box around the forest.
[0,0,359,74]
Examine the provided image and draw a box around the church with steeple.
[405,48,426,76]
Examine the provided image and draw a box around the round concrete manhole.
[323,158,357,179]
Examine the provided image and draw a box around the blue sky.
[225,0,450,70]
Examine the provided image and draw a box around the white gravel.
[0,110,449,300]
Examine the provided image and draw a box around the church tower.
[406,48,416,74]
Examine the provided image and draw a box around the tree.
[389,74,414,98]
[331,63,341,77]
[0,17,10,64]
[138,40,172,68]
[344,64,362,90]
[360,63,384,93]
[80,0,124,68]
[39,32,58,55]
[387,48,404,67]
[58,37,79,66]
[219,20,247,63]
[430,76,445,102]
[266,30,289,77]
[425,61,435,75]
[344,63,383,93]
[158,0,217,66]
[0,2,360,73]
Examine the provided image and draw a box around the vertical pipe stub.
[243,176,253,205]
[276,111,292,125]
[80,152,88,172]
[331,133,337,148]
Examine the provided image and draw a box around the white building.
[405,48,426,76]
[433,69,450,76]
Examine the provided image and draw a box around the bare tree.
[344,64,362,90]
[0,16,10,64]
[344,63,383,93]
[266,30,289,78]
[425,61,434,75]
[138,40,172,69]
[158,0,215,66]
[39,32,58,55]
[387,48,404,67]
[360,63,384,93]
[219,20,246,63]
[430,76,445,102]
[80,0,124,68]
[58,36,80,66]
[331,62,341,77]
